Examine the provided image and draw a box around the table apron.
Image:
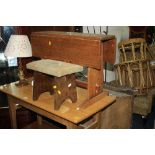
[7,95,79,129]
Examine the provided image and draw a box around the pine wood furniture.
[0,82,115,128]
[0,31,117,129]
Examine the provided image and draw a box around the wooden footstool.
[26,59,83,110]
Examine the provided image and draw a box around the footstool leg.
[33,71,54,100]
[66,74,77,103]
[53,76,67,110]
[53,74,77,110]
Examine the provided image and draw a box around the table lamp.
[4,35,32,86]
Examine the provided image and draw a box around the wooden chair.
[115,60,153,95]
[115,38,155,118]
[118,38,150,63]
[116,38,153,95]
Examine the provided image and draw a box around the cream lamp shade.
[4,35,32,58]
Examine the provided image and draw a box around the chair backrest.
[118,38,148,63]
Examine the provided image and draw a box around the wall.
[83,26,129,82]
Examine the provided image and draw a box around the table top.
[0,81,116,124]
[32,31,115,41]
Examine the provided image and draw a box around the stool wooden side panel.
[53,74,77,110]
[33,71,78,110]
[33,71,54,101]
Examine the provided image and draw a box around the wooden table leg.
[65,121,79,129]
[8,96,17,129]
[37,114,43,126]
[94,111,102,129]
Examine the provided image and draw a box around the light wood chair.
[115,60,153,95]
[114,38,155,118]
[118,38,150,63]
[116,38,153,95]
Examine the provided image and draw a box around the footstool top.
[26,59,83,77]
